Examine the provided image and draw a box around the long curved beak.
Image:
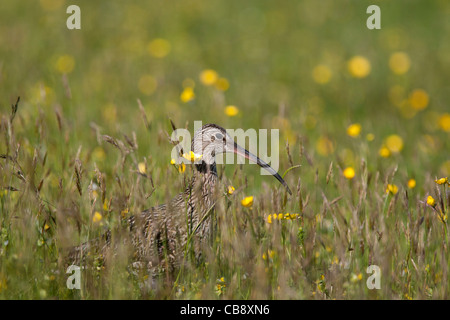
[231,142,292,195]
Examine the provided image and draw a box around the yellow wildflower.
[389,52,411,75]
[138,162,146,174]
[178,163,186,173]
[199,69,218,86]
[180,87,195,103]
[93,211,103,223]
[351,273,363,283]
[343,167,356,180]
[268,250,275,259]
[386,184,399,195]
[385,135,404,153]
[227,185,235,195]
[312,65,332,84]
[409,89,429,111]
[348,56,371,78]
[366,133,375,141]
[241,196,254,208]
[147,38,171,58]
[347,123,361,137]
[44,223,50,231]
[224,105,239,117]
[426,195,436,207]
[435,177,449,185]
[215,77,230,91]
[316,136,335,156]
[379,146,391,158]
[56,55,75,74]
[438,113,450,132]
[267,213,299,222]
[407,179,416,189]
[182,151,203,162]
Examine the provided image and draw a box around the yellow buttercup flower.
[44,223,50,231]
[343,167,356,180]
[147,38,171,58]
[438,113,450,132]
[347,123,361,137]
[316,136,335,156]
[199,69,218,86]
[385,135,404,153]
[138,162,146,174]
[215,77,230,91]
[267,213,300,223]
[93,211,103,223]
[178,163,186,173]
[170,158,186,173]
[312,65,332,84]
[407,179,416,189]
[379,146,391,158]
[225,105,239,117]
[389,52,411,75]
[180,87,195,103]
[182,151,203,162]
[227,185,235,195]
[386,184,399,195]
[426,195,436,207]
[241,196,254,208]
[366,133,375,142]
[56,55,75,74]
[435,177,449,185]
[348,56,371,78]
[409,89,429,111]
[351,273,363,283]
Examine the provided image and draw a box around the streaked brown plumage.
[68,124,291,275]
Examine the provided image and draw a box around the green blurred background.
[1,0,450,300]
[1,1,449,176]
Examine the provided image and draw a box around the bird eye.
[215,133,223,140]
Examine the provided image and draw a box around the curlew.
[69,124,291,275]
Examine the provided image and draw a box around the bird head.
[191,124,292,195]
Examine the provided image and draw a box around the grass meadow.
[0,0,450,299]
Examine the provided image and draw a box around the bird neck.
[195,160,217,176]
